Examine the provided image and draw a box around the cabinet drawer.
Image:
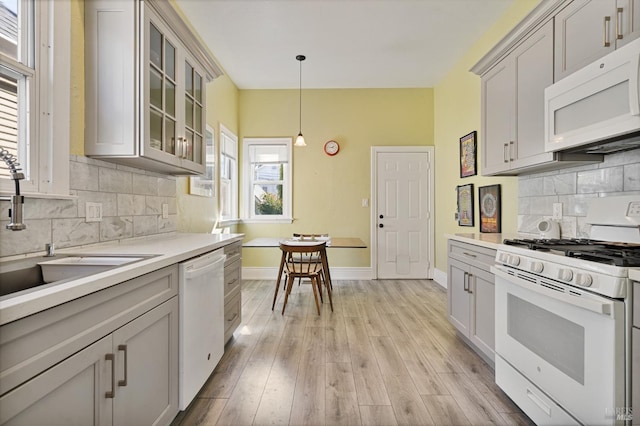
[224,241,242,265]
[448,240,496,271]
[635,282,640,328]
[224,292,241,343]
[224,258,241,298]
[0,265,178,396]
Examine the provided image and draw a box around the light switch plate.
[552,203,563,220]
[86,202,102,222]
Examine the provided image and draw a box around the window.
[219,124,238,221]
[242,137,292,222]
[0,0,70,195]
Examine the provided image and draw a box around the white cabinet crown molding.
[149,0,223,81]
[471,0,568,76]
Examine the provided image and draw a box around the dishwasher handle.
[183,253,226,280]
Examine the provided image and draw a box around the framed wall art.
[459,131,477,178]
[456,183,474,227]
[189,125,216,197]
[479,184,501,233]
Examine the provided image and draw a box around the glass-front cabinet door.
[182,55,206,169]
[142,6,205,174]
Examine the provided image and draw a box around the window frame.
[0,0,70,197]
[242,137,292,223]
[218,124,238,223]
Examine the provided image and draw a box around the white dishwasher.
[178,249,226,410]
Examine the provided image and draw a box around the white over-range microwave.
[545,37,640,154]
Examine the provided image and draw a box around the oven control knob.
[499,253,509,263]
[508,255,520,266]
[558,268,573,282]
[530,262,544,273]
[575,273,593,287]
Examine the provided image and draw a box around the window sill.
[241,217,294,224]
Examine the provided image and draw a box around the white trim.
[370,146,435,280]
[219,124,238,221]
[433,268,447,289]
[242,267,373,281]
[241,137,292,221]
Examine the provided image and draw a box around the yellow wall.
[238,89,434,268]
[176,74,239,232]
[432,0,539,272]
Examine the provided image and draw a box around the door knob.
[379,224,384,228]
[379,214,384,219]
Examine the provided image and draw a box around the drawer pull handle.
[118,344,128,387]
[227,313,239,322]
[463,272,469,292]
[105,353,115,398]
[228,278,238,285]
[462,252,477,258]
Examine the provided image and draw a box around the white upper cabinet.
[472,0,603,176]
[555,0,640,81]
[85,0,221,175]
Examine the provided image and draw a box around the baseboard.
[433,268,447,289]
[242,267,373,280]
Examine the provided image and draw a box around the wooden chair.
[291,233,331,289]
[273,242,333,315]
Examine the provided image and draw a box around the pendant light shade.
[294,54,306,147]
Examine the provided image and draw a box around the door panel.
[375,149,432,279]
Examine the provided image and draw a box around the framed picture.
[456,184,474,227]
[189,125,216,197]
[459,131,477,178]
[479,184,501,233]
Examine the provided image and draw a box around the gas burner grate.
[503,238,640,267]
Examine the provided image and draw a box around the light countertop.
[445,233,520,250]
[0,233,244,326]
[630,269,640,282]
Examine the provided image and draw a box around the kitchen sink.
[0,254,154,298]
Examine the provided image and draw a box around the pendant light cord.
[296,55,305,135]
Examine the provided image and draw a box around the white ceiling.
[175,0,519,90]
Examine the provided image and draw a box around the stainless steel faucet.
[0,147,26,230]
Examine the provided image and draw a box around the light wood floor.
[171,278,533,426]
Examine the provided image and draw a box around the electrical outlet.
[86,202,103,222]
[552,202,563,220]
[162,203,169,219]
[362,198,369,208]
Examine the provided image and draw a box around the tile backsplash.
[518,148,640,238]
[0,156,177,257]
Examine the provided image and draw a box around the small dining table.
[242,237,367,248]
[242,237,367,294]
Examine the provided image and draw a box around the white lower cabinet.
[0,266,179,426]
[447,240,496,363]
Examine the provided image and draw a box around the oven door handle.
[492,267,614,316]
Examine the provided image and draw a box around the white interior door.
[372,147,434,279]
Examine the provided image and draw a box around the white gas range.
[492,195,640,426]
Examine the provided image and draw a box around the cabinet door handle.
[118,344,128,387]
[105,353,115,398]
[503,143,509,163]
[463,272,469,292]
[604,16,611,47]
[227,313,239,322]
[467,274,474,294]
[509,141,515,161]
[616,7,624,40]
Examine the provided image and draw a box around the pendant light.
[294,54,306,147]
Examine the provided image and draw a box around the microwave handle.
[492,266,615,317]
